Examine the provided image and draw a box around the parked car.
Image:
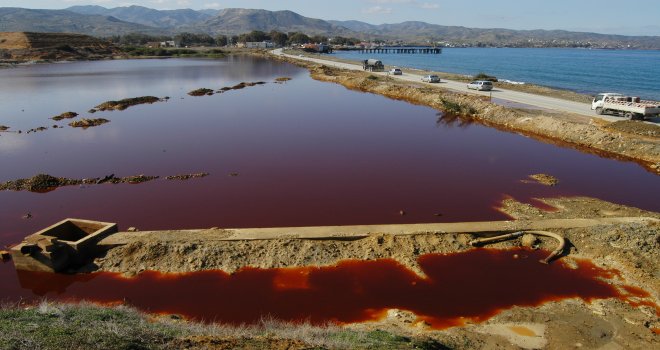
[467,80,493,91]
[389,68,402,75]
[422,75,440,83]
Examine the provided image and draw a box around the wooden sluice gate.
[5,216,658,273]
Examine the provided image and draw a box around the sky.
[1,0,659,36]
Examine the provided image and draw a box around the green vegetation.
[472,72,498,82]
[0,302,450,350]
[367,75,379,80]
[439,97,477,116]
[121,46,220,57]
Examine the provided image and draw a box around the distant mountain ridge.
[0,8,165,36]
[66,5,213,28]
[0,6,658,49]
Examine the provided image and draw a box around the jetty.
[339,47,442,54]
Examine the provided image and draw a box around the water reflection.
[435,111,474,128]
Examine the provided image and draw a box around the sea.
[332,48,660,100]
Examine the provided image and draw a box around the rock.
[69,118,110,128]
[94,96,161,111]
[51,111,78,121]
[521,233,539,248]
[187,88,214,97]
[0,250,11,261]
[127,227,138,232]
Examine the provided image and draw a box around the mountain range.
[0,5,658,49]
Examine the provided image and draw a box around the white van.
[467,81,493,91]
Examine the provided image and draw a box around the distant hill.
[329,20,660,49]
[0,8,166,36]
[188,8,352,36]
[1,6,659,49]
[66,5,213,28]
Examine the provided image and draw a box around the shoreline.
[266,49,660,173]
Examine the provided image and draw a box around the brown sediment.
[188,88,214,97]
[0,125,10,131]
[217,81,267,93]
[25,126,48,134]
[0,172,214,192]
[69,118,110,128]
[51,111,78,121]
[92,96,161,112]
[268,55,660,174]
[527,174,559,186]
[165,173,210,181]
[605,120,660,139]
[274,77,292,83]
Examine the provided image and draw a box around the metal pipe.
[469,230,566,264]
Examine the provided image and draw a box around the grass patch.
[367,75,379,81]
[0,303,451,350]
[121,47,226,58]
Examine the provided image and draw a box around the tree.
[287,32,311,45]
[174,33,216,47]
[269,30,288,47]
[310,35,328,44]
[238,30,268,43]
[215,35,228,47]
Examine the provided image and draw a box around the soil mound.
[0,32,120,62]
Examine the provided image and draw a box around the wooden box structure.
[11,219,117,272]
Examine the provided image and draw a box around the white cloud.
[420,3,439,9]
[369,0,413,3]
[362,6,392,14]
[203,2,222,9]
[177,0,192,6]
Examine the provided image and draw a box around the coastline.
[266,49,660,173]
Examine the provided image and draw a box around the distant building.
[245,41,274,49]
[160,40,176,48]
[302,43,331,53]
[145,42,161,48]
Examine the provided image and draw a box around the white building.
[245,41,274,49]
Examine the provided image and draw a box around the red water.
[1,57,659,249]
[0,248,654,328]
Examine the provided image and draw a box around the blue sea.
[332,48,660,100]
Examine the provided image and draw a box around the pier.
[353,47,442,54]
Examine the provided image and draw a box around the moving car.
[389,68,402,75]
[421,75,440,83]
[467,80,493,91]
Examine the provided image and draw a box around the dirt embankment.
[268,54,660,173]
[0,32,122,63]
[93,195,660,349]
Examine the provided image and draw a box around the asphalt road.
[271,49,628,122]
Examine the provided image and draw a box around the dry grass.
[0,302,446,350]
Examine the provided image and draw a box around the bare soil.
[0,32,122,63]
[92,194,660,349]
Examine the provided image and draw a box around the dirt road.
[271,49,629,123]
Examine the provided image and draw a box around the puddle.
[0,248,654,329]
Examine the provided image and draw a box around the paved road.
[271,49,622,121]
